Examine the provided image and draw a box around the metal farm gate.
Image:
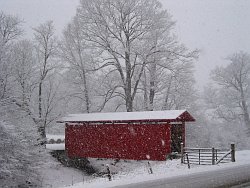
[181,143,235,165]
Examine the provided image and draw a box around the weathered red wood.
[65,123,171,161]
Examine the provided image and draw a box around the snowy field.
[40,150,250,188]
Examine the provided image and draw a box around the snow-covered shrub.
[0,121,39,187]
[50,150,97,175]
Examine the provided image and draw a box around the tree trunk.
[126,93,133,112]
[38,123,46,145]
[125,73,133,112]
[149,62,156,111]
[143,70,149,111]
[38,81,46,144]
[241,91,250,131]
[82,69,90,113]
[149,81,155,111]
[162,76,173,110]
[239,82,250,131]
[125,40,133,112]
[38,81,42,118]
[38,124,46,139]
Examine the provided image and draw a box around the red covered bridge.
[60,110,195,161]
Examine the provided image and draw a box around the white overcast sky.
[1,0,250,88]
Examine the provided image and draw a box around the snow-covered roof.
[59,110,195,123]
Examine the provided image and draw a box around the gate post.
[147,161,153,174]
[212,147,215,165]
[181,142,184,164]
[231,143,235,162]
[106,164,112,181]
[186,153,190,169]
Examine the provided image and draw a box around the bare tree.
[0,11,23,44]
[33,21,57,139]
[161,60,196,110]
[0,12,23,100]
[210,52,250,132]
[136,19,198,111]
[145,47,197,111]
[11,40,37,109]
[76,0,177,112]
[42,78,63,128]
[59,17,93,113]
[7,38,62,141]
[9,40,39,126]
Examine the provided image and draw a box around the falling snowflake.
[161,139,165,146]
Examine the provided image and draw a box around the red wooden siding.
[66,123,171,161]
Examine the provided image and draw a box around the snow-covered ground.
[38,154,86,188]
[55,150,250,188]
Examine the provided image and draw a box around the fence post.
[186,153,190,169]
[181,142,184,164]
[212,147,215,165]
[231,143,235,162]
[147,161,153,174]
[106,164,112,181]
[216,149,218,161]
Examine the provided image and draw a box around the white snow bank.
[38,156,85,188]
[46,143,65,150]
[60,110,189,122]
[61,150,250,188]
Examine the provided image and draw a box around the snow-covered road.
[111,163,250,188]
